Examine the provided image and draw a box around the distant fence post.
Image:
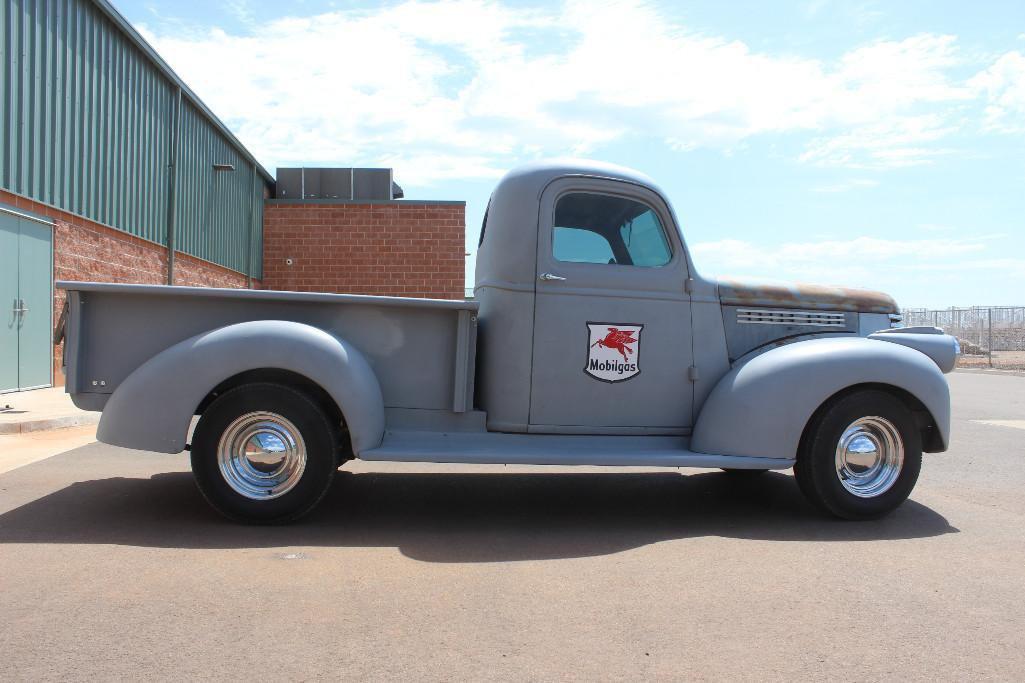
[988,308,993,368]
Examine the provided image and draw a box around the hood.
[716,278,897,314]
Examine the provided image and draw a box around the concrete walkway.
[0,386,100,434]
[0,424,98,475]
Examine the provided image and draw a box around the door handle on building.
[539,272,567,282]
[13,299,28,315]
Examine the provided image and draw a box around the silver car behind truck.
[57,160,958,523]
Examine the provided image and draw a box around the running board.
[359,430,794,469]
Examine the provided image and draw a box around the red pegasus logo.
[591,327,638,362]
[585,322,643,382]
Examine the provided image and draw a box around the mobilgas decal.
[584,322,643,383]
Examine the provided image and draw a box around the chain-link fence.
[903,307,1025,370]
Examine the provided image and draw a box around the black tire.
[190,382,340,523]
[794,389,921,520]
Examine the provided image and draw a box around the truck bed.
[58,282,478,416]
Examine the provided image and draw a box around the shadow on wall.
[0,467,957,562]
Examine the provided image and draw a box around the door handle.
[538,272,567,282]
[13,299,28,314]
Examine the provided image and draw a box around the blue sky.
[119,0,1025,307]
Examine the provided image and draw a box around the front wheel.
[794,389,922,520]
[190,382,341,523]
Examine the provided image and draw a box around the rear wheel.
[794,389,921,520]
[190,382,340,523]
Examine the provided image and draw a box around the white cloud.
[694,235,985,269]
[970,51,1025,133]
[799,114,960,168]
[138,1,1025,182]
[902,257,1025,274]
[689,235,1021,298]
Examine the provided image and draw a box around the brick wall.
[1,189,252,385]
[262,201,465,299]
[175,252,255,289]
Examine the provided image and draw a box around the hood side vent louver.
[737,308,846,327]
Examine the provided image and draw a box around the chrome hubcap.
[217,411,306,500]
[835,416,904,498]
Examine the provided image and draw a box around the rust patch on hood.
[717,278,897,314]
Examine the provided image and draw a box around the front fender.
[691,336,950,460]
[97,320,384,456]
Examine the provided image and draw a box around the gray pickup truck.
[58,160,958,523]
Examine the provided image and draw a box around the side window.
[552,192,671,267]
[477,200,490,247]
[553,226,615,264]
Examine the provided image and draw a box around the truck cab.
[58,160,959,524]
[475,161,925,435]
[476,163,705,434]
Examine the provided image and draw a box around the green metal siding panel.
[172,99,264,275]
[0,0,269,277]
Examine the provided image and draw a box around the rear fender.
[97,320,384,456]
[691,336,950,460]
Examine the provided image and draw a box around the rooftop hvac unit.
[274,168,404,200]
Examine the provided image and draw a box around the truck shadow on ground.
[0,468,957,562]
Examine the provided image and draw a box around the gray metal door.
[528,178,694,432]
[0,212,17,391]
[0,209,54,392]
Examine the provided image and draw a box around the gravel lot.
[957,350,1025,371]
[1,371,1023,681]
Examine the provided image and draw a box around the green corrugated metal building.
[1,0,274,392]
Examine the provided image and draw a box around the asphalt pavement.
[1,371,1023,681]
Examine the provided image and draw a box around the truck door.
[528,178,694,432]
